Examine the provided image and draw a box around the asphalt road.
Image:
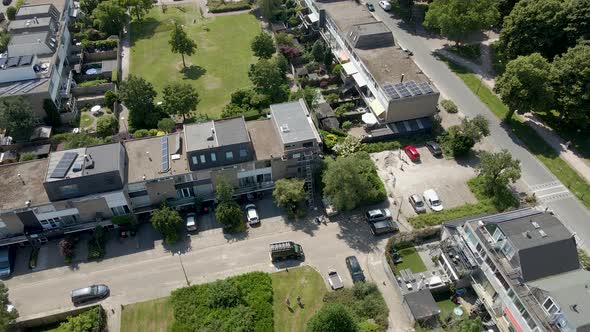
[367,3,590,250]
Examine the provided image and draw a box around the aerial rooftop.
[124,133,189,183]
[270,99,321,145]
[184,117,250,152]
[246,119,283,160]
[44,143,124,183]
[0,159,50,212]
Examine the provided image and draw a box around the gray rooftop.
[530,269,590,331]
[270,99,319,145]
[8,17,53,31]
[44,143,123,183]
[9,31,50,46]
[16,4,54,17]
[404,290,440,320]
[0,159,50,211]
[351,22,391,36]
[496,212,574,251]
[184,117,250,152]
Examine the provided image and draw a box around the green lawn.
[438,55,590,209]
[394,247,427,275]
[272,266,328,332]
[80,112,94,128]
[120,297,174,332]
[130,5,260,117]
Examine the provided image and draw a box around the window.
[239,149,247,158]
[111,205,130,216]
[543,297,560,315]
[200,155,206,163]
[177,187,194,198]
[211,153,217,162]
[293,153,301,159]
[192,156,198,165]
[226,151,234,160]
[59,184,79,196]
[303,142,314,148]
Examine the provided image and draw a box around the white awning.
[307,13,319,23]
[352,72,367,87]
[362,112,378,125]
[369,98,386,117]
[342,62,358,76]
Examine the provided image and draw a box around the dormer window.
[543,297,560,315]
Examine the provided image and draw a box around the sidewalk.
[520,112,590,184]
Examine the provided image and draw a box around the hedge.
[208,2,251,13]
[170,271,273,332]
[78,79,108,87]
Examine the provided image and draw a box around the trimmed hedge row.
[170,271,273,332]
[208,2,251,13]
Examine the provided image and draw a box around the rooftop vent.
[84,154,94,169]
[531,220,540,229]
[280,124,290,133]
[539,229,547,237]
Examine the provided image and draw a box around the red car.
[404,145,420,162]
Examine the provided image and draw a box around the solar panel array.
[383,81,435,100]
[50,152,78,178]
[161,136,169,172]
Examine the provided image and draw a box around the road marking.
[537,191,573,203]
[529,181,562,192]
[537,190,570,198]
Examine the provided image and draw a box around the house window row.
[111,205,130,216]
[192,149,249,166]
[177,187,195,199]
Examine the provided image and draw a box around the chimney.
[400,74,405,83]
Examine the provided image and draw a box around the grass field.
[394,247,427,275]
[438,55,590,209]
[129,5,260,117]
[272,266,328,332]
[120,297,174,332]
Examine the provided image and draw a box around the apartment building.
[0,99,323,245]
[299,0,439,135]
[0,0,75,119]
[442,209,590,332]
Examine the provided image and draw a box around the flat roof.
[404,290,440,320]
[8,31,50,46]
[44,143,123,182]
[352,21,390,36]
[270,99,319,145]
[8,17,53,31]
[124,133,189,183]
[0,159,50,211]
[496,212,573,250]
[184,117,250,152]
[20,0,65,14]
[246,119,283,160]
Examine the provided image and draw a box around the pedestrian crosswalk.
[529,181,574,203]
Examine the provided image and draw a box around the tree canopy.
[169,23,197,68]
[0,283,18,331]
[273,178,306,214]
[0,97,38,141]
[551,43,590,129]
[438,115,490,156]
[251,32,275,59]
[476,149,521,194]
[248,58,289,103]
[495,53,553,120]
[307,303,358,332]
[119,75,160,129]
[96,115,119,137]
[214,179,244,232]
[92,0,129,36]
[162,83,200,120]
[121,0,153,21]
[423,0,499,44]
[150,204,183,244]
[322,152,387,211]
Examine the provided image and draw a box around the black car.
[426,141,443,157]
[71,284,110,305]
[2,0,12,5]
[345,256,366,282]
[369,219,398,236]
[366,3,375,11]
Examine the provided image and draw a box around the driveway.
[5,198,411,332]
[365,3,590,250]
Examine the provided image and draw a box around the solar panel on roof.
[383,84,400,99]
[405,81,422,96]
[418,82,434,94]
[50,152,78,178]
[6,57,19,68]
[161,136,169,172]
[394,82,411,98]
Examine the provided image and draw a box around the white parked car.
[423,189,444,212]
[378,0,391,11]
[245,204,260,226]
[327,270,344,290]
[186,213,198,232]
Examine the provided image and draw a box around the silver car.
[71,284,109,305]
[408,194,426,213]
[186,213,197,232]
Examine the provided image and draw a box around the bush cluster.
[170,272,273,331]
[87,226,108,260]
[440,99,458,113]
[208,0,251,13]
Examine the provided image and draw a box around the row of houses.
[0,99,322,246]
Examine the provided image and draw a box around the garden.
[129,5,261,117]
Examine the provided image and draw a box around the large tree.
[307,303,358,332]
[423,0,499,44]
[169,23,197,69]
[214,179,244,232]
[499,0,569,60]
[162,83,200,120]
[121,0,153,21]
[273,178,306,214]
[151,204,183,244]
[551,43,590,129]
[322,152,386,211]
[497,0,520,25]
[119,75,159,129]
[494,53,553,120]
[0,97,38,141]
[564,0,590,47]
[476,149,521,194]
[0,282,18,330]
[259,0,279,20]
[248,58,288,103]
[92,0,129,36]
[251,32,275,59]
[438,115,490,157]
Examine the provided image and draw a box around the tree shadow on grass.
[181,65,207,80]
[129,17,160,47]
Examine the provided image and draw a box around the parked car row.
[409,189,444,213]
[403,141,442,162]
[365,208,398,236]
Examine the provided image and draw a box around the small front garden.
[391,246,427,276]
[34,306,105,332]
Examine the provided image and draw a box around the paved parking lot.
[371,147,478,222]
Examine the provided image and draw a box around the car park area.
[370,147,478,219]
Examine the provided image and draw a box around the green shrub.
[170,272,273,331]
[60,307,105,331]
[0,32,10,53]
[78,79,108,87]
[243,109,262,121]
[111,215,134,225]
[19,152,37,162]
[133,129,150,138]
[275,32,294,46]
[96,115,118,137]
[81,39,118,51]
[208,1,251,13]
[6,7,16,20]
[579,250,590,270]
[440,99,458,113]
[342,121,353,130]
[157,118,176,133]
[363,141,402,153]
[325,93,340,104]
[104,90,118,106]
[148,129,159,136]
[87,226,107,260]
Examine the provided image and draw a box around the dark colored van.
[71,284,110,305]
[269,241,304,262]
[369,219,398,236]
[345,256,366,282]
